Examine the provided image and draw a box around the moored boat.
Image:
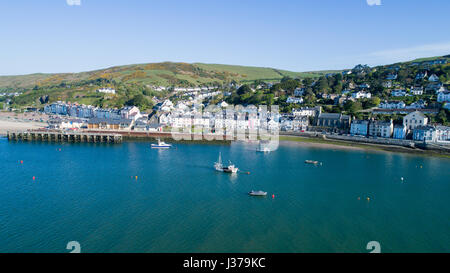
[214,152,239,173]
[248,190,267,196]
[305,160,320,164]
[151,138,172,148]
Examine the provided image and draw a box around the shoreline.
[1,118,449,158]
[279,135,450,159]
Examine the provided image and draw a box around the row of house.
[413,125,450,142]
[378,99,428,110]
[44,102,142,121]
[349,110,449,142]
[0,92,21,97]
[351,111,429,138]
[157,109,280,132]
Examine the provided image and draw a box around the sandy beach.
[0,120,47,135]
[0,112,48,136]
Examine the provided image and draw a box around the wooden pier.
[7,130,122,143]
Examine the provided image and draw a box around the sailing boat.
[214,152,238,173]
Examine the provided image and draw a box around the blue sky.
[0,0,449,75]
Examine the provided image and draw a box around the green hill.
[0,62,337,110]
[1,55,448,110]
[0,62,330,90]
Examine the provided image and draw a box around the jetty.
[6,130,122,143]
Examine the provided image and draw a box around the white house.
[292,107,318,117]
[403,111,428,130]
[286,96,304,104]
[219,101,229,108]
[292,116,308,131]
[410,86,424,95]
[160,99,174,112]
[435,126,450,142]
[379,101,406,109]
[368,120,393,138]
[97,88,116,94]
[120,106,141,121]
[351,91,372,99]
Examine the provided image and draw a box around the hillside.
[0,62,338,110]
[0,62,329,90]
[1,55,449,111]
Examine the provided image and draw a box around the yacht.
[214,153,239,173]
[151,138,172,148]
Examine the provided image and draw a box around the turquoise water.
[0,138,449,253]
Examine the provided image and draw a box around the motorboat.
[305,160,320,165]
[151,138,172,148]
[248,190,267,196]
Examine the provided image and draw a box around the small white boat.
[305,160,320,165]
[248,190,267,196]
[214,152,239,173]
[151,138,172,148]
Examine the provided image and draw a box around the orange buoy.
[20,160,23,164]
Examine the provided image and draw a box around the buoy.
[401,177,404,181]
[247,172,250,174]
[20,160,23,164]
[367,197,370,201]
[32,176,35,180]
[135,176,138,180]
[272,194,275,199]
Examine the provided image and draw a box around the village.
[2,58,449,148]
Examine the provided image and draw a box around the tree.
[344,100,362,114]
[437,109,449,125]
[363,97,381,109]
[237,84,252,96]
[125,94,152,110]
[315,76,330,94]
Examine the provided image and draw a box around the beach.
[0,112,48,136]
